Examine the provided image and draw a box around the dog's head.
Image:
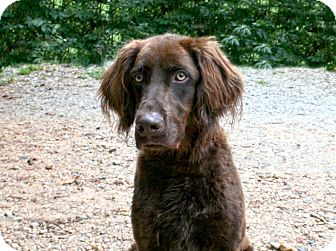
[99,34,243,150]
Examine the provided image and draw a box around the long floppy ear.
[181,37,244,124]
[98,40,144,133]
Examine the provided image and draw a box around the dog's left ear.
[181,37,244,123]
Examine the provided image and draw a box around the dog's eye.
[175,71,187,81]
[135,73,144,83]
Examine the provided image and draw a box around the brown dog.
[99,34,252,251]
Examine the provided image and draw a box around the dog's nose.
[136,113,164,137]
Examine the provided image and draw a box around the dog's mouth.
[135,125,183,150]
[142,143,166,150]
[137,141,181,150]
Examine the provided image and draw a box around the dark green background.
[1,0,335,69]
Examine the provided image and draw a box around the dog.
[99,34,252,251]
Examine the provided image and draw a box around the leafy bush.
[0,0,335,69]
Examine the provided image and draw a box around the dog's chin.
[136,141,180,151]
[135,131,183,151]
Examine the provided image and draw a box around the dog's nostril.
[137,125,145,133]
[150,124,160,131]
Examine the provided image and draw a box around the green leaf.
[222,36,240,47]
[233,25,252,36]
[255,60,272,69]
[254,44,272,54]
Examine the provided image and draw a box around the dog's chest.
[133,164,227,249]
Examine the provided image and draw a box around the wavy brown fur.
[99,34,252,251]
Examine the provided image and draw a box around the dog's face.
[99,34,243,150]
[131,37,200,149]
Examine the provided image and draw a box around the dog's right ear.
[98,40,144,133]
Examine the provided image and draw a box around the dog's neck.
[188,118,228,163]
[138,122,232,178]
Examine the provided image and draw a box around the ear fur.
[98,40,144,133]
[181,37,244,124]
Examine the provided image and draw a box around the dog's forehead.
[135,37,194,69]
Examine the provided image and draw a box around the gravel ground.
[0,64,335,251]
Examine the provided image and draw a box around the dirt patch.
[0,64,335,250]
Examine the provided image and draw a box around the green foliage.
[18,64,43,75]
[84,67,105,80]
[0,0,335,69]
